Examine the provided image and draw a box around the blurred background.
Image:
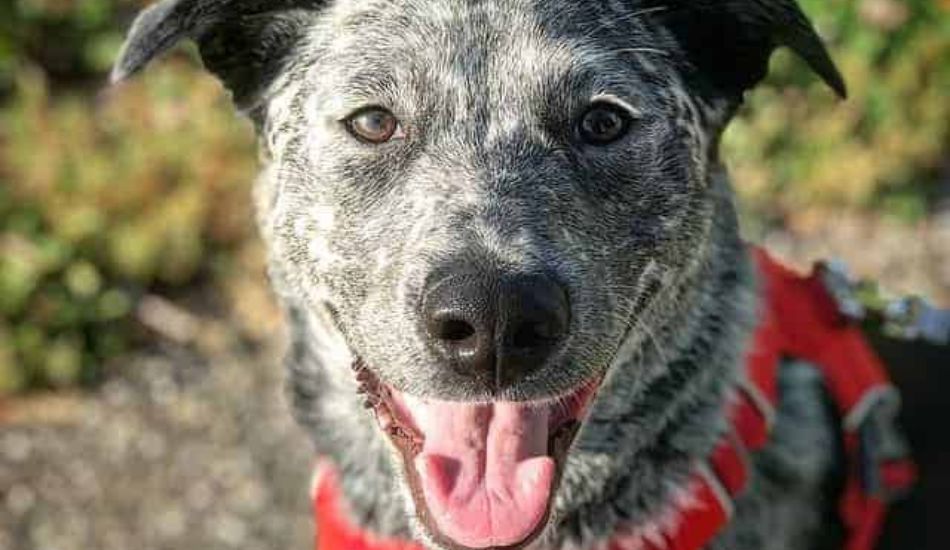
[0,0,947,549]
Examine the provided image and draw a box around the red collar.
[310,247,915,550]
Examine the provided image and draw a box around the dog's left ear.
[653,0,847,100]
[112,0,323,111]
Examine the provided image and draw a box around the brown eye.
[577,103,632,145]
[345,107,402,144]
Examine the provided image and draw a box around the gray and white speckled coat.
[113,1,851,549]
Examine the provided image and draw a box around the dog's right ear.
[112,0,323,111]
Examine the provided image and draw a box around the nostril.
[511,320,558,349]
[435,318,477,342]
[505,277,570,352]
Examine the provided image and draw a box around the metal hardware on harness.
[883,296,950,346]
[817,258,950,346]
[817,259,867,322]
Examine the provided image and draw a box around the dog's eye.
[345,107,403,144]
[577,103,632,145]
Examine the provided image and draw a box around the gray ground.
[0,213,947,550]
[0,316,313,550]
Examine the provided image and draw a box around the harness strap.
[633,249,915,550]
[632,371,771,550]
[751,248,916,550]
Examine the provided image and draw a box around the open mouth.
[355,362,600,550]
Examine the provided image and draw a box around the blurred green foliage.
[1,1,257,393]
[1,1,128,95]
[724,0,950,224]
[0,0,947,394]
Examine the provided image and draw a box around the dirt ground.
[1,212,947,550]
[0,312,313,550]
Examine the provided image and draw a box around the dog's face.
[114,1,843,548]
[282,1,721,401]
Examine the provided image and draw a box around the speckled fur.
[113,2,847,548]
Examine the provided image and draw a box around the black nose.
[422,270,570,390]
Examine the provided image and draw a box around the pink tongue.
[399,395,555,549]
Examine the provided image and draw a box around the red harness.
[310,247,915,550]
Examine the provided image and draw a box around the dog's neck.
[281,167,757,548]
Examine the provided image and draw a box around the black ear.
[652,0,847,99]
[112,0,323,110]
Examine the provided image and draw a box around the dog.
[111,2,906,549]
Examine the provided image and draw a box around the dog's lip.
[355,362,600,550]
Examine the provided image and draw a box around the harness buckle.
[882,296,950,346]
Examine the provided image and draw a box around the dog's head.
[115,1,843,548]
